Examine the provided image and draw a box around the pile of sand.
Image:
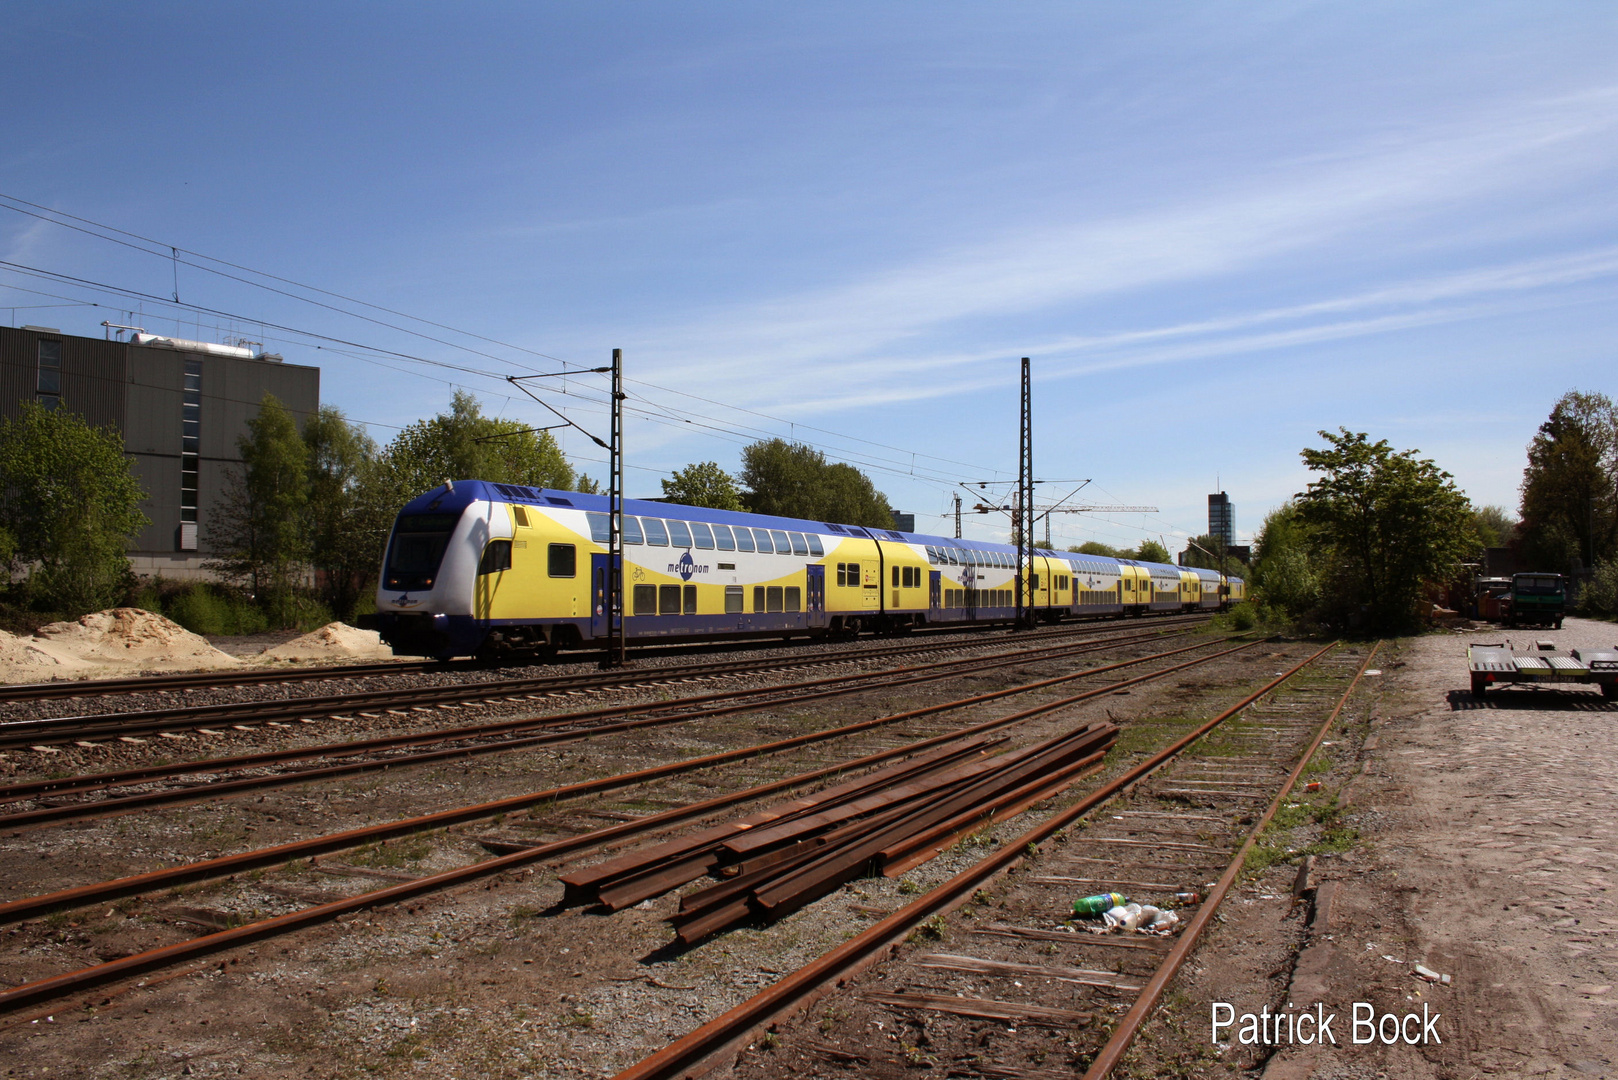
[260,622,396,663]
[23,608,244,678]
[0,629,99,683]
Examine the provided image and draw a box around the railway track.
[0,630,1281,1017]
[0,624,1227,828]
[0,616,1211,751]
[608,640,1379,1080]
[0,613,1209,704]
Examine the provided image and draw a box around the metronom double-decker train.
[372,481,1245,660]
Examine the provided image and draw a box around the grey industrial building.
[0,324,319,579]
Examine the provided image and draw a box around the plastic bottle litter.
[1072,892,1128,917]
[1175,890,1202,905]
[1102,902,1181,934]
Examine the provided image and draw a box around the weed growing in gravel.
[563,1011,594,1029]
[907,914,947,943]
[351,835,433,868]
[1243,795,1360,878]
[897,878,920,894]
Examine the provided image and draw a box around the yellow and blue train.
[373,481,1245,660]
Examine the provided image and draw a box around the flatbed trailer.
[1468,642,1618,699]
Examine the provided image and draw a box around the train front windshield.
[384,511,462,590]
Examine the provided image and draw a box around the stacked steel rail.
[562,721,1118,943]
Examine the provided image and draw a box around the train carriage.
[373,482,1244,659]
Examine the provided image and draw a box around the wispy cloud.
[632,86,1618,414]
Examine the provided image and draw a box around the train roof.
[395,482,1243,582]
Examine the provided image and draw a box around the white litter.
[1098,903,1180,935]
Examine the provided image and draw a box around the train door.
[590,553,619,640]
[805,565,826,627]
[964,566,977,620]
[929,570,942,613]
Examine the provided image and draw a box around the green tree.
[0,400,148,613]
[383,390,577,497]
[1133,539,1171,564]
[304,406,379,620]
[1251,501,1320,619]
[1178,533,1244,575]
[1471,505,1518,551]
[1518,391,1617,574]
[207,394,311,625]
[738,439,892,527]
[661,461,745,511]
[1068,541,1124,557]
[1296,428,1476,633]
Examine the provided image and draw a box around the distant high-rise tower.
[1208,491,1235,548]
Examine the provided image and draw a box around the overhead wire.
[1,195,1006,483]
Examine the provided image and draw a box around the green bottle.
[1071,892,1127,916]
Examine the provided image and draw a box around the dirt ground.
[1127,617,1618,1080]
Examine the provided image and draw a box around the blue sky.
[4,4,1616,551]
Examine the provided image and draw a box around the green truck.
[1505,572,1565,629]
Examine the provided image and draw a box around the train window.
[644,518,670,546]
[807,535,824,557]
[547,544,576,578]
[743,528,765,553]
[586,512,611,544]
[766,586,784,613]
[725,585,744,613]
[513,505,530,528]
[770,530,792,554]
[659,585,682,615]
[712,524,736,550]
[734,527,755,553]
[691,522,714,549]
[623,516,644,545]
[753,586,765,613]
[790,533,809,556]
[684,585,697,615]
[478,540,512,575]
[892,566,899,587]
[667,520,692,548]
[784,587,800,612]
[633,584,656,615]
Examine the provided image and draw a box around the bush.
[1582,559,1618,617]
[165,585,269,636]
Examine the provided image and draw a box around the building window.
[36,339,61,410]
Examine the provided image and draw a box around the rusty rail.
[608,640,1339,1080]
[0,628,1234,829]
[1077,641,1381,1079]
[0,635,1269,1015]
